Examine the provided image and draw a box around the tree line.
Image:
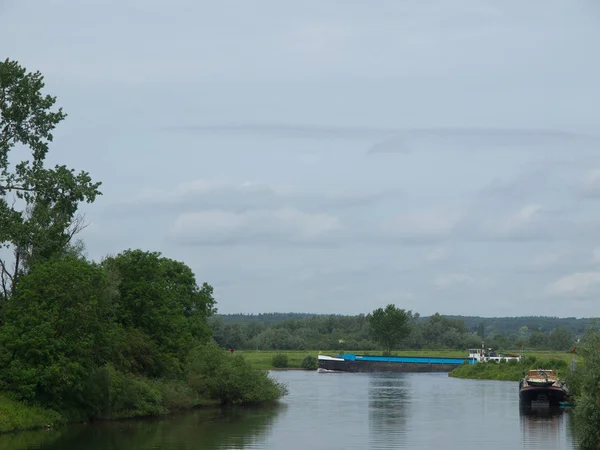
[210,311,586,352]
[0,59,286,429]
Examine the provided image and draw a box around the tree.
[101,249,216,376]
[571,325,600,449]
[548,327,573,351]
[0,58,102,299]
[367,304,411,355]
[477,322,485,340]
[0,256,120,415]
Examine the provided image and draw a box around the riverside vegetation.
[0,59,286,434]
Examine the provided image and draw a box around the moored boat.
[519,369,568,407]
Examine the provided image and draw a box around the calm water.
[0,371,576,450]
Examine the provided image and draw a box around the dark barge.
[519,369,569,407]
[317,353,475,373]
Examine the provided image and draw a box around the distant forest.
[209,312,598,352]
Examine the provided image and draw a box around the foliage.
[210,312,588,353]
[571,326,600,450]
[449,357,569,381]
[271,353,288,368]
[367,304,411,355]
[0,256,119,417]
[0,58,101,299]
[186,342,288,405]
[0,395,64,433]
[101,249,216,377]
[300,355,318,370]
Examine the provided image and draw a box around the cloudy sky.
[3,0,600,317]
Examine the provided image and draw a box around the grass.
[449,357,574,381]
[237,349,578,370]
[0,395,65,434]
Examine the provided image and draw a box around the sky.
[2,0,600,317]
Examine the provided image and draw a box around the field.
[237,349,578,370]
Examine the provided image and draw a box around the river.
[0,370,576,449]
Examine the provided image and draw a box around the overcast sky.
[3,0,600,317]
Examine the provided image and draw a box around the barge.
[519,369,569,407]
[317,345,521,373]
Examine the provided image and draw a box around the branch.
[0,257,13,299]
[0,184,36,193]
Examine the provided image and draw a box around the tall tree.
[0,58,101,299]
[367,304,411,355]
[0,256,120,414]
[101,249,217,376]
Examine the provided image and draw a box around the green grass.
[449,357,573,381]
[0,395,65,434]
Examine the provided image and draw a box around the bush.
[0,395,65,433]
[102,364,165,419]
[187,342,288,405]
[301,355,318,370]
[272,353,288,368]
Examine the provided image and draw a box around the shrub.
[0,395,65,433]
[301,355,318,370]
[272,353,288,368]
[186,342,288,405]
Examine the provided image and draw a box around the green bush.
[102,364,165,419]
[0,395,65,433]
[272,353,288,368]
[301,355,318,370]
[186,342,288,405]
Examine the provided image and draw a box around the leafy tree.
[477,322,485,340]
[548,327,573,351]
[572,326,600,449]
[101,249,216,376]
[0,256,119,416]
[367,304,411,355]
[0,58,101,299]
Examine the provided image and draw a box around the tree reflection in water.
[0,404,285,450]
[368,373,410,448]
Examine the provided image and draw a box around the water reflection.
[520,406,575,449]
[0,405,284,450]
[368,373,410,448]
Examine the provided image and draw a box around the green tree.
[102,249,216,376]
[0,58,101,299]
[548,327,573,351]
[0,256,119,416]
[572,326,600,449]
[367,304,411,355]
[477,322,485,340]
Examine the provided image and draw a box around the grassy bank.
[0,396,65,434]
[0,344,288,435]
[449,357,573,381]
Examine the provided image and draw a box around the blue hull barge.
[317,353,475,373]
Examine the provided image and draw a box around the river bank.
[448,357,573,381]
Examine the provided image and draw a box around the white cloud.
[169,207,342,245]
[488,204,543,235]
[580,168,600,197]
[546,271,600,296]
[593,247,600,264]
[385,208,462,238]
[528,252,562,269]
[284,21,352,63]
[116,178,400,215]
[425,247,447,263]
[433,274,475,288]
